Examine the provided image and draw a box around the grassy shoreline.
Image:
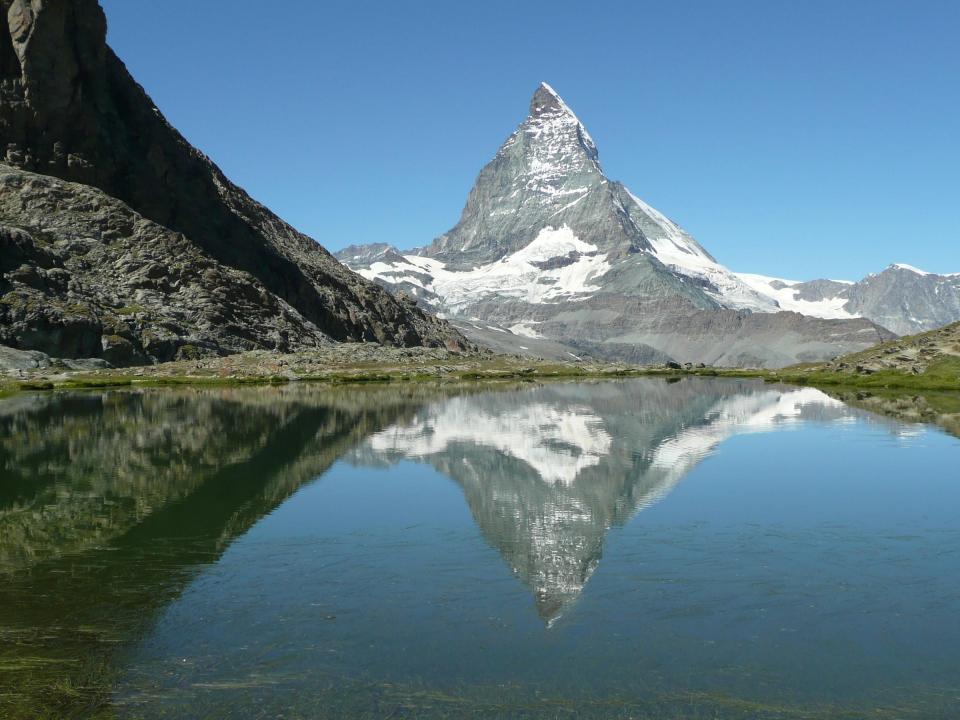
[2,361,958,397]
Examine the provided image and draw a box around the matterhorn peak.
[338,82,898,365]
[524,82,599,163]
[530,82,570,116]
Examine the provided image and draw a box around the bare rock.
[0,0,469,366]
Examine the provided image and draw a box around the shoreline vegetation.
[1,345,958,398]
[2,324,958,445]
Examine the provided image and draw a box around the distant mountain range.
[0,0,466,366]
[738,265,960,336]
[338,83,957,366]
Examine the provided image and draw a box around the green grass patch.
[922,355,960,380]
[16,380,55,391]
[0,382,19,399]
[672,359,960,393]
[294,372,395,385]
[57,377,134,390]
[113,304,145,316]
[3,355,957,399]
[769,369,960,392]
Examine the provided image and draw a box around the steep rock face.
[0,165,338,362]
[0,0,467,362]
[339,83,891,367]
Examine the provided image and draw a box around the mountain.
[338,83,891,368]
[739,264,960,336]
[0,0,466,365]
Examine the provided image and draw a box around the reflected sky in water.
[1,379,958,719]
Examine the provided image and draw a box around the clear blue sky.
[100,0,959,280]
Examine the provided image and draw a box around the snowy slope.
[736,265,960,334]
[736,273,856,319]
[621,191,778,312]
[356,225,612,314]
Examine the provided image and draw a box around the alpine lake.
[1,377,958,719]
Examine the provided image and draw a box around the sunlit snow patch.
[735,273,857,320]
[358,225,611,313]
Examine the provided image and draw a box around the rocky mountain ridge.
[0,0,467,365]
[739,264,960,336]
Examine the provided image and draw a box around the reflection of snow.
[357,381,870,626]
[651,387,845,473]
[368,399,611,486]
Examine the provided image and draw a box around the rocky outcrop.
[0,165,340,363]
[0,0,467,364]
[0,341,108,370]
[820,320,960,377]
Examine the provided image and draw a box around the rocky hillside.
[338,83,893,368]
[819,320,960,377]
[0,0,466,365]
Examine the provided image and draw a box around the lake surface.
[1,378,959,719]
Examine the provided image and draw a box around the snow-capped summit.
[423,83,608,267]
[890,263,930,276]
[525,82,600,166]
[410,82,775,311]
[337,83,893,367]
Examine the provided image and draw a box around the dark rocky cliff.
[0,0,466,364]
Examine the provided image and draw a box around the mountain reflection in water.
[347,381,860,624]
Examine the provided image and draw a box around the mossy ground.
[758,357,960,392]
[2,356,959,397]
